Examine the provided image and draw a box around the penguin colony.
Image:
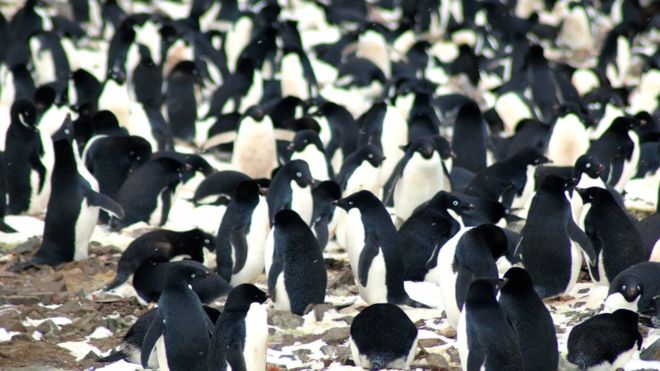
[0,0,659,370]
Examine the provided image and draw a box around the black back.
[452,101,488,173]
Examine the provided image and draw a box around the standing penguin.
[310,180,342,251]
[287,130,333,181]
[140,262,214,371]
[567,310,642,371]
[166,61,199,141]
[546,104,591,166]
[335,190,420,306]
[384,136,451,223]
[208,284,268,371]
[520,175,596,298]
[216,181,270,286]
[457,279,524,371]
[266,159,315,225]
[268,209,326,315]
[498,267,559,371]
[605,262,660,314]
[27,119,124,266]
[336,144,385,197]
[4,99,54,215]
[578,187,646,286]
[349,304,418,370]
[452,101,488,174]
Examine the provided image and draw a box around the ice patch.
[86,326,113,340]
[57,341,103,361]
[22,316,72,329]
[0,328,19,342]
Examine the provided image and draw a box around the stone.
[640,339,660,361]
[321,327,349,345]
[269,312,304,329]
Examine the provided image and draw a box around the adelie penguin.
[105,228,215,291]
[208,284,268,371]
[141,262,215,371]
[498,267,559,371]
[567,309,642,371]
[23,118,124,267]
[335,144,386,197]
[4,99,54,215]
[286,129,333,181]
[267,209,326,315]
[349,304,418,370]
[578,186,646,286]
[266,159,315,225]
[335,190,425,307]
[520,175,596,299]
[605,262,660,316]
[166,61,199,141]
[310,180,342,251]
[216,180,270,286]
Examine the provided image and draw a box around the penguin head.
[11,99,37,129]
[34,85,56,113]
[92,110,121,133]
[465,278,503,307]
[285,159,315,188]
[107,66,126,84]
[500,267,534,296]
[224,284,268,312]
[609,116,636,134]
[613,276,643,303]
[165,260,211,286]
[273,209,305,228]
[287,130,323,152]
[335,190,376,211]
[432,135,455,160]
[472,224,508,260]
[187,228,216,252]
[233,180,261,205]
[509,147,550,167]
[435,191,473,212]
[404,137,436,159]
[574,155,605,178]
[245,105,266,122]
[610,309,640,327]
[539,175,574,193]
[313,180,342,203]
[359,144,386,167]
[576,187,611,204]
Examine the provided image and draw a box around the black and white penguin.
[349,304,418,370]
[439,224,509,330]
[335,190,420,306]
[384,136,451,223]
[208,284,269,371]
[578,186,646,286]
[0,150,15,233]
[140,262,215,371]
[105,228,215,290]
[166,61,199,141]
[605,262,660,315]
[310,180,342,251]
[567,309,642,371]
[546,104,590,166]
[286,129,333,181]
[266,159,315,225]
[398,191,473,282]
[216,181,270,286]
[498,267,559,371]
[110,156,187,230]
[4,99,54,215]
[457,278,524,371]
[27,119,124,266]
[268,209,327,315]
[587,117,637,191]
[520,175,596,299]
[335,144,385,197]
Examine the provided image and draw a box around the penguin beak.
[462,203,475,211]
[596,163,605,174]
[287,142,295,151]
[258,187,268,196]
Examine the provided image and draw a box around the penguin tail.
[104,272,129,291]
[402,297,433,309]
[96,349,127,363]
[0,220,17,233]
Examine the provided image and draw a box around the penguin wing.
[358,234,380,287]
[140,310,164,369]
[568,218,600,282]
[382,156,407,205]
[29,148,47,193]
[226,336,248,371]
[267,254,284,302]
[85,189,125,219]
[230,227,249,274]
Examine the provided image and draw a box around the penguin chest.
[495,92,532,136]
[456,308,471,370]
[273,271,292,312]
[291,147,329,181]
[243,303,268,371]
[345,163,381,196]
[290,181,313,225]
[28,131,55,214]
[148,187,168,226]
[358,250,388,305]
[547,116,589,166]
[511,165,536,210]
[233,122,276,178]
[281,54,309,100]
[566,241,584,294]
[615,132,640,192]
[127,102,158,149]
[345,209,366,273]
[379,107,408,183]
[156,335,171,371]
[394,154,444,220]
[73,196,100,261]
[232,200,269,285]
[98,81,130,125]
[604,292,640,313]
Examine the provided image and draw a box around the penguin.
[268,209,327,315]
[266,159,315,225]
[0,150,15,233]
[498,267,559,371]
[335,190,421,306]
[98,305,220,367]
[491,118,550,162]
[191,170,256,206]
[578,187,646,286]
[166,61,199,141]
[451,101,488,174]
[310,180,342,251]
[132,260,231,305]
[110,156,187,230]
[525,45,558,122]
[546,104,590,166]
[140,262,215,371]
[349,304,418,370]
[605,262,660,315]
[398,191,473,282]
[439,224,509,330]
[105,228,215,290]
[336,144,385,199]
[208,284,268,371]
[27,119,124,266]
[384,136,451,223]
[206,57,262,116]
[4,99,54,215]
[587,117,635,189]
[457,278,524,371]
[316,101,359,173]
[567,309,642,371]
[286,129,333,181]
[216,181,270,286]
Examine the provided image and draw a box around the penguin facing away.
[349,303,418,370]
[268,209,327,315]
[208,284,268,371]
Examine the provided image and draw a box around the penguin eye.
[296,172,302,178]
[191,273,196,278]
[367,154,373,159]
[452,200,459,206]
[348,201,354,206]
[622,284,627,291]
[585,163,591,168]
[303,139,308,144]
[589,195,594,200]
[204,239,210,244]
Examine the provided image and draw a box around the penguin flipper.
[141,310,164,369]
[267,254,283,302]
[382,156,407,205]
[30,149,47,193]
[85,190,125,219]
[230,228,249,275]
[201,131,237,151]
[358,235,380,287]
[568,218,599,281]
[226,338,248,371]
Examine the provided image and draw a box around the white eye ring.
[204,239,210,244]
[622,285,627,291]
[191,273,196,278]
[367,154,373,159]
[348,201,354,206]
[296,172,302,178]
[585,163,591,168]
[452,200,458,206]
[589,195,594,200]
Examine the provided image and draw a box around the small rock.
[438,327,457,338]
[447,346,460,364]
[640,339,660,361]
[0,295,40,305]
[12,237,41,255]
[328,270,354,290]
[321,345,351,362]
[35,320,59,335]
[322,327,349,345]
[419,338,446,348]
[309,303,334,321]
[292,348,312,363]
[577,288,589,294]
[423,353,449,368]
[269,312,304,329]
